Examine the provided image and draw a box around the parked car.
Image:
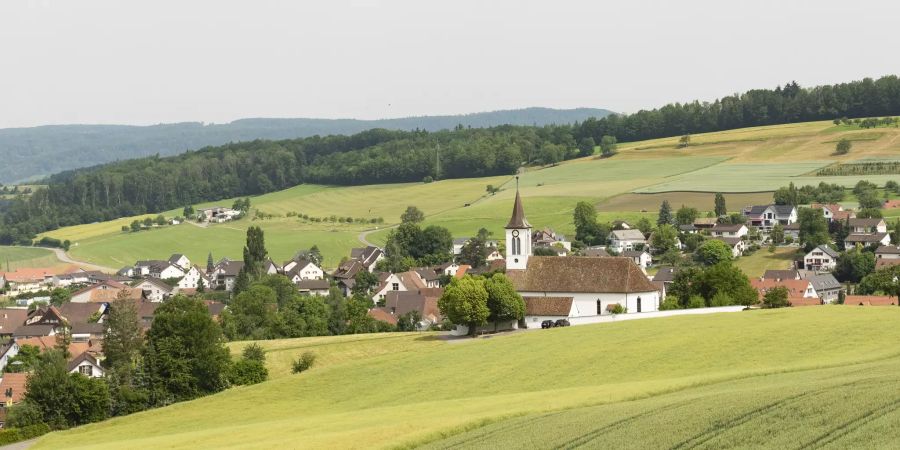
[541,320,555,329]
[554,319,571,327]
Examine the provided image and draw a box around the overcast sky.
[1,0,898,128]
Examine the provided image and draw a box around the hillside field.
[36,119,900,270]
[32,307,900,449]
[0,247,65,271]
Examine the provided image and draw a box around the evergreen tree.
[103,291,144,372]
[657,200,673,226]
[714,193,727,217]
[206,252,214,274]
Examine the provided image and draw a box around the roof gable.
[507,257,658,294]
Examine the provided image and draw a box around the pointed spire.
[505,177,531,229]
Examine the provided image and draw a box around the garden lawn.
[734,246,800,278]
[32,307,900,449]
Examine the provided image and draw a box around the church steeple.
[505,177,532,270]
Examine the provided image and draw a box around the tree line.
[573,75,900,144]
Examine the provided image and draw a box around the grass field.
[34,119,900,270]
[32,307,900,449]
[0,247,64,271]
[734,246,800,278]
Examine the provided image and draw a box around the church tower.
[505,180,532,270]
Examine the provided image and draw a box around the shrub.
[710,291,733,307]
[763,286,790,308]
[688,295,706,309]
[291,352,316,374]
[608,304,626,314]
[0,423,51,446]
[423,176,433,183]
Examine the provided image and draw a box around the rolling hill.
[31,307,900,449]
[37,119,900,271]
[0,107,612,183]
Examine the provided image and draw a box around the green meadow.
[0,246,65,271]
[32,307,900,449]
[36,119,900,270]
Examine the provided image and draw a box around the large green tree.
[797,207,831,251]
[484,274,525,328]
[714,193,727,216]
[143,295,232,406]
[657,200,673,225]
[437,276,490,336]
[695,239,733,266]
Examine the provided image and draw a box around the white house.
[875,245,900,260]
[297,279,331,296]
[845,233,891,249]
[167,254,191,271]
[804,245,839,271]
[68,352,105,378]
[210,259,244,292]
[849,218,888,234]
[608,229,647,253]
[500,189,661,329]
[710,223,749,238]
[742,204,797,230]
[350,246,385,272]
[284,258,324,282]
[132,278,174,302]
[133,260,185,280]
[372,271,427,304]
[176,265,211,290]
[621,250,652,270]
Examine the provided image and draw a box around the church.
[503,188,661,328]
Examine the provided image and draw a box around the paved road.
[0,438,36,450]
[357,224,398,247]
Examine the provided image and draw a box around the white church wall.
[520,291,661,317]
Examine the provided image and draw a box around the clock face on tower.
[512,230,519,237]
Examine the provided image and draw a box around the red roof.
[0,266,79,283]
[750,279,814,302]
[884,200,900,209]
[844,295,897,306]
[367,308,398,325]
[455,265,471,279]
[0,373,28,405]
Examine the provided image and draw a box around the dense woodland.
[3,75,900,244]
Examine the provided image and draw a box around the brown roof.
[845,233,889,243]
[849,218,885,228]
[507,257,658,294]
[832,210,855,221]
[0,373,28,404]
[505,189,531,229]
[67,352,102,372]
[0,265,80,283]
[844,295,897,306]
[876,259,900,269]
[14,337,91,360]
[384,289,444,322]
[0,309,28,335]
[750,279,813,302]
[788,297,822,307]
[455,265,470,279]
[297,279,330,290]
[57,303,105,325]
[711,223,746,232]
[762,270,800,281]
[367,308,398,325]
[523,296,573,316]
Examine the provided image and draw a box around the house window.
[512,236,521,255]
[596,300,602,315]
[392,283,399,291]
[636,297,642,313]
[79,365,92,376]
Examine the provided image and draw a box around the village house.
[750,278,819,306]
[370,288,444,330]
[176,265,211,290]
[607,229,647,253]
[210,259,244,291]
[437,262,461,277]
[805,273,843,304]
[283,258,325,282]
[133,259,185,280]
[875,245,900,260]
[844,233,891,249]
[803,245,839,271]
[349,246,385,272]
[0,372,28,425]
[500,190,661,330]
[678,224,697,234]
[70,280,143,303]
[132,278,174,302]
[742,204,798,230]
[297,279,331,296]
[783,222,800,241]
[414,268,443,288]
[452,237,501,258]
[693,217,718,229]
[850,218,888,234]
[0,309,28,340]
[0,268,59,296]
[197,206,240,223]
[709,223,749,238]
[67,352,105,378]
[711,236,746,258]
[532,228,572,251]
[372,271,428,304]
[810,203,855,222]
[167,254,192,271]
[621,250,652,270]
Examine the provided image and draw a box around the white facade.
[70,360,105,378]
[133,280,172,302]
[804,248,837,271]
[506,228,532,271]
[290,262,324,281]
[176,267,210,290]
[372,274,408,303]
[521,291,661,328]
[169,255,191,270]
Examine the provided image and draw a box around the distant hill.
[0,107,612,183]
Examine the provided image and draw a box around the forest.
[3,75,900,245]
